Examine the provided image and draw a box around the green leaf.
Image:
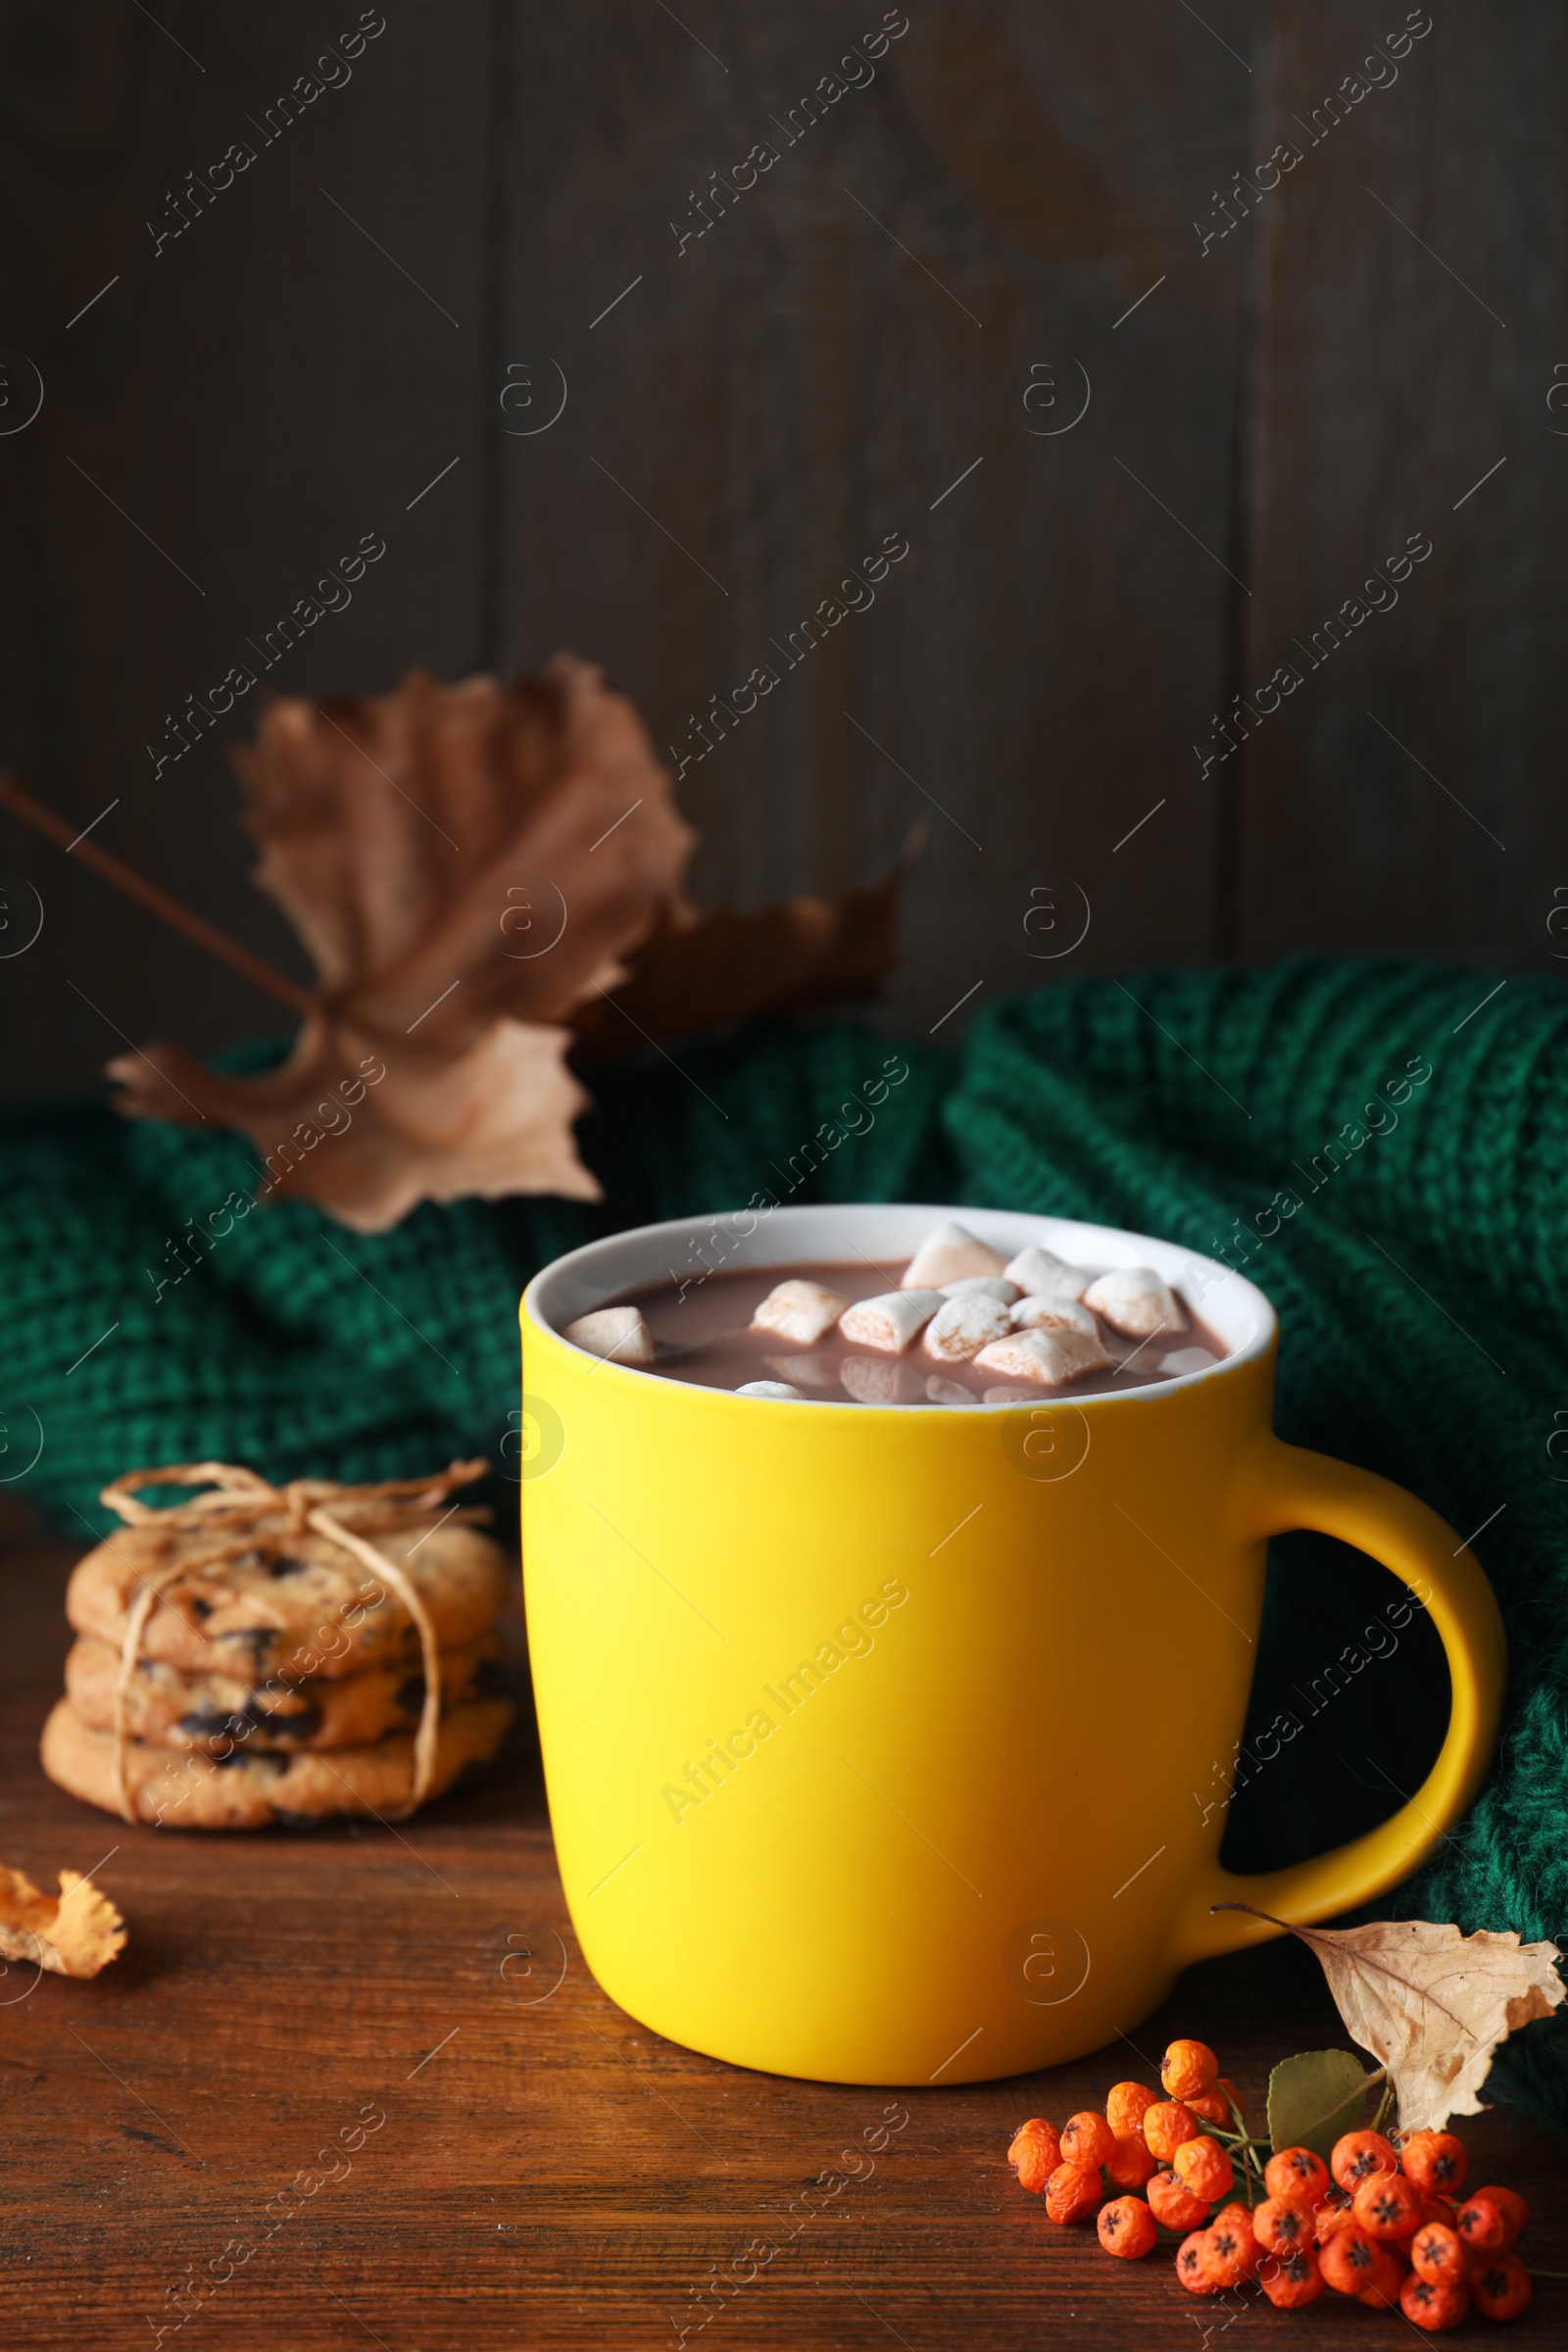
[1267,2048,1374,2161]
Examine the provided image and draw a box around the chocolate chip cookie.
[64,1629,508,1753]
[67,1517,511,1684]
[41,1694,514,1828]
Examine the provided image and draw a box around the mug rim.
[521,1202,1277,1413]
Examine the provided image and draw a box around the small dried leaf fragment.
[1222,1905,1565,2132]
[570,856,906,1061]
[0,1862,125,1979]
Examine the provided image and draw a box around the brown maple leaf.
[0,1862,125,1980]
[1218,1904,1565,2132]
[108,655,697,1227]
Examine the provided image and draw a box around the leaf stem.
[1208,1902,1471,2034]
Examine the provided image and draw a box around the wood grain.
[1237,0,1568,966]
[2,1501,1563,2349]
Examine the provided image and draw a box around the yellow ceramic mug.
[519,1204,1504,2085]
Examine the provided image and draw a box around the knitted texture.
[3,957,1564,2125]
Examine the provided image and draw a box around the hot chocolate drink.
[560,1220,1226,1405]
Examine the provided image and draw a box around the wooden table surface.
[3,1501,1562,2351]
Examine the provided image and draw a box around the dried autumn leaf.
[0,1862,125,1980]
[571,853,907,1061]
[108,655,698,1226]
[1218,1904,1566,2132]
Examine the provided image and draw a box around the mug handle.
[1171,1437,1507,1969]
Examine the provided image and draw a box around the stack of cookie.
[41,1459,514,1830]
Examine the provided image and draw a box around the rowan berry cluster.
[1006,2036,1535,2328]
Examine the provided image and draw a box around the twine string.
[111,1555,191,1826]
[306,1506,443,1820]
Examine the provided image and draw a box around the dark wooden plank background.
[1,0,1565,1098]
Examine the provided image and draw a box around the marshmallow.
[972,1327,1112,1387]
[1010,1294,1100,1336]
[751,1277,850,1347]
[840,1354,927,1404]
[926,1374,983,1406]
[563,1305,656,1365]
[923,1293,1014,1362]
[1004,1245,1090,1300]
[1082,1266,1188,1339]
[736,1380,805,1399]
[839,1290,945,1353]
[1159,1346,1219,1377]
[902,1221,1006,1290]
[766,1350,842,1388]
[940,1275,1020,1302]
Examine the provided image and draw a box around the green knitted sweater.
[4,957,1564,2127]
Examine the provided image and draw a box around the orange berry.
[1006,2117,1061,2194]
[1399,2130,1468,2198]
[1315,2200,1358,2247]
[1456,2191,1510,2254]
[1173,2135,1233,2205]
[1477,2184,1529,2246]
[1186,2079,1246,2128]
[1200,2211,1259,2288]
[1411,2224,1467,2287]
[1097,2195,1156,2260]
[1214,2076,1246,2122]
[1148,2169,1211,2232]
[1331,2129,1397,2192]
[1176,2231,1220,2294]
[1400,2271,1468,2330]
[1356,2245,1410,2310]
[1185,2088,1229,2126]
[1143,2099,1201,2163]
[1422,2193,1458,2231]
[1059,2111,1115,2173]
[1254,2195,1314,2255]
[1045,2161,1103,2226]
[1104,2131,1158,2191]
[1160,2038,1219,2100]
[1469,2248,1532,2321]
[1353,2169,1423,2240]
[1319,2224,1383,2295]
[1104,2081,1158,2138]
[1264,2145,1330,2206]
[1394,2201,1438,2252]
[1259,2247,1325,2308]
